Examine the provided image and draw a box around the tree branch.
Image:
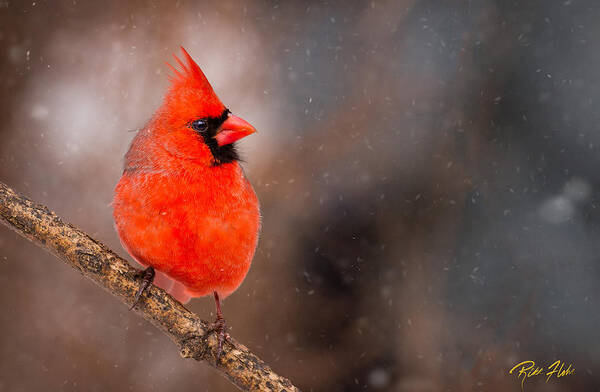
[0,181,299,392]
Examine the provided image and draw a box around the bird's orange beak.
[215,115,257,146]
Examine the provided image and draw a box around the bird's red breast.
[112,48,260,303]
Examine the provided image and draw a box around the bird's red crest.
[163,47,225,119]
[167,47,213,92]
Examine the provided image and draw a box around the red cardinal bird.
[113,48,260,352]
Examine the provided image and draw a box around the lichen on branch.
[0,181,299,392]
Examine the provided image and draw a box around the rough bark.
[0,181,299,392]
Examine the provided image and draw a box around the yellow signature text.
[509,360,575,391]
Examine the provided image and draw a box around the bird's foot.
[129,266,155,310]
[207,315,230,361]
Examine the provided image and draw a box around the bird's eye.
[191,119,208,132]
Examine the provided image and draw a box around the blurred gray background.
[1,0,599,391]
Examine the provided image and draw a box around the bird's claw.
[208,316,230,361]
[130,266,155,310]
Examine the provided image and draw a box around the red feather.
[113,48,260,303]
